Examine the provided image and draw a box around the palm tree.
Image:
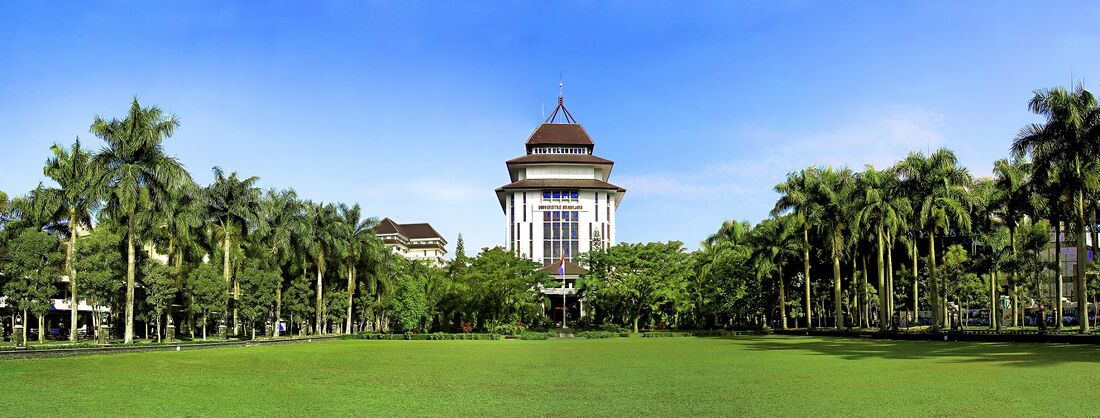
[749,216,799,329]
[896,149,972,331]
[42,139,100,342]
[258,188,306,337]
[991,157,1033,329]
[337,203,378,334]
[305,202,345,334]
[205,167,262,335]
[811,166,854,328]
[772,167,821,328]
[91,98,190,344]
[154,180,205,337]
[854,165,909,330]
[1012,84,1100,333]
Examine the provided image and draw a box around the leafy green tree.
[188,263,226,340]
[142,260,177,342]
[284,272,315,335]
[392,259,428,332]
[237,259,280,339]
[2,229,62,343]
[597,241,692,332]
[465,247,552,329]
[91,98,191,343]
[74,224,124,337]
[1011,220,1054,329]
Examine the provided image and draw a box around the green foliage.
[74,225,124,310]
[188,263,227,321]
[393,261,428,332]
[142,260,178,318]
[586,241,693,332]
[1,229,62,316]
[284,273,315,330]
[517,331,553,340]
[462,247,553,329]
[237,260,280,328]
[576,330,624,339]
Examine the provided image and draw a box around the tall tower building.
[496,92,625,267]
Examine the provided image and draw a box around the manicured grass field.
[1,335,1099,416]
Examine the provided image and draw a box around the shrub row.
[518,331,554,340]
[576,331,627,339]
[345,333,501,341]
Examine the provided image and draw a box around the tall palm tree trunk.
[877,228,887,331]
[802,227,812,328]
[1010,226,1018,327]
[777,264,787,330]
[833,255,842,329]
[886,232,895,321]
[124,227,136,344]
[1091,204,1099,330]
[912,242,919,326]
[315,263,324,335]
[1054,219,1063,330]
[346,265,355,334]
[223,235,236,335]
[929,228,940,331]
[1077,188,1091,332]
[68,211,79,342]
[273,284,282,338]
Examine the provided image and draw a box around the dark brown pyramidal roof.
[373,218,444,240]
[525,123,595,147]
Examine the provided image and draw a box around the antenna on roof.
[544,72,577,124]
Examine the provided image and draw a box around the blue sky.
[2,2,1099,254]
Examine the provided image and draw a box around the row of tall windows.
[542,210,580,265]
[542,190,579,202]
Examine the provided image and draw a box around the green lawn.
[1,336,1098,416]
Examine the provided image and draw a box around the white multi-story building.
[495,96,625,267]
[373,218,448,267]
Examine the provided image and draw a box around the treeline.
[713,84,1100,333]
[0,99,569,344]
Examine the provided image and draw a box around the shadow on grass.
[717,335,1100,368]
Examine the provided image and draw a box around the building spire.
[558,72,564,105]
[545,73,576,124]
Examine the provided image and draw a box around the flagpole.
[561,256,567,328]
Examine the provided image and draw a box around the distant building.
[373,218,448,266]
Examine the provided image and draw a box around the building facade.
[495,97,625,267]
[373,218,448,267]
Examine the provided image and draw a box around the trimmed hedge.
[641,330,767,338]
[345,333,501,341]
[518,331,553,340]
[576,331,626,339]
